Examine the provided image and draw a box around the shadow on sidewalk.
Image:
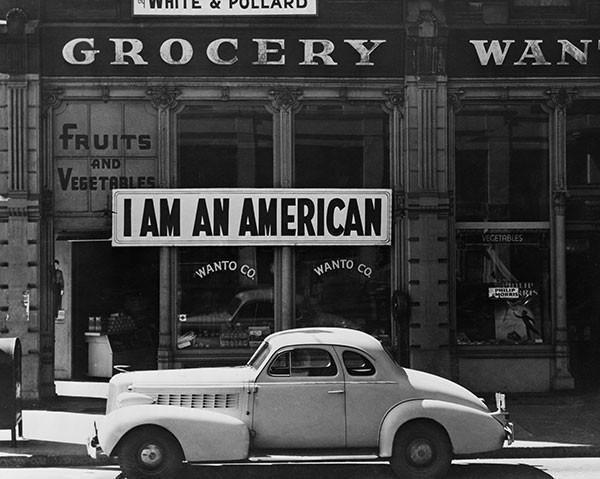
[180,462,553,479]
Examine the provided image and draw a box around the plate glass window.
[455,103,550,346]
[293,104,391,344]
[176,105,274,350]
[455,103,549,222]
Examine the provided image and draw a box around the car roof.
[234,288,273,302]
[266,327,384,353]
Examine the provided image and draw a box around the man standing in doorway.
[54,259,64,319]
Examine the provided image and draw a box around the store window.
[175,102,393,352]
[177,105,274,350]
[179,105,273,188]
[455,103,550,346]
[567,101,600,187]
[295,104,390,189]
[455,103,549,222]
[294,104,391,343]
[456,231,550,345]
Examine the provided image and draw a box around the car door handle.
[327,390,345,394]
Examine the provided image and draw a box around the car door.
[336,347,400,448]
[251,346,346,449]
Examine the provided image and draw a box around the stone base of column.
[157,345,172,370]
[552,356,575,390]
[552,372,575,390]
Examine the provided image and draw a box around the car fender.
[378,399,506,457]
[99,404,250,462]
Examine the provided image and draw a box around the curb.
[0,454,116,468]
[466,445,600,459]
[1,446,599,468]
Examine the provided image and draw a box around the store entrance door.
[566,232,600,390]
[71,242,159,380]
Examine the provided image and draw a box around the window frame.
[267,347,339,378]
[342,350,376,376]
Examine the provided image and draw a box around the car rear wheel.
[118,426,184,479]
[390,420,452,479]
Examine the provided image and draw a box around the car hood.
[124,365,255,387]
[403,368,490,413]
[106,366,255,413]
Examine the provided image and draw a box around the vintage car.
[88,328,513,479]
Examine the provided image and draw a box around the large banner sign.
[133,0,318,16]
[112,189,392,246]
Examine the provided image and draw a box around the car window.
[247,341,271,369]
[342,351,375,376]
[268,348,338,377]
[268,350,291,376]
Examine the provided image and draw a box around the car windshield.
[247,341,271,369]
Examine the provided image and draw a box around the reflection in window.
[176,104,275,351]
[295,246,390,343]
[455,103,549,221]
[456,231,550,345]
[293,103,391,343]
[177,248,274,350]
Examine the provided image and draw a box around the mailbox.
[0,338,22,446]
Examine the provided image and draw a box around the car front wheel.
[390,420,452,479]
[118,426,184,479]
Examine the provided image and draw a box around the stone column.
[404,4,451,378]
[545,88,575,390]
[147,87,180,369]
[39,87,64,399]
[384,90,409,362]
[0,6,44,399]
[269,88,302,330]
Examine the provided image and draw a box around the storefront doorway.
[70,241,159,379]
[566,231,600,390]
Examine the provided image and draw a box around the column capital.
[544,88,577,112]
[146,86,181,110]
[269,88,303,112]
[384,89,404,113]
[448,89,465,112]
[42,88,64,113]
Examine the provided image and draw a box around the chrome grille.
[154,393,239,409]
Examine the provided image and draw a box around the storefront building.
[1,0,599,399]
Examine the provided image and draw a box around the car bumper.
[490,410,514,445]
[87,422,106,459]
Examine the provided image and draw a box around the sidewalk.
[1,383,600,468]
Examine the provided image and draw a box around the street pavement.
[5,459,600,479]
[1,382,600,468]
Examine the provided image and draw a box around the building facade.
[1,0,599,399]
